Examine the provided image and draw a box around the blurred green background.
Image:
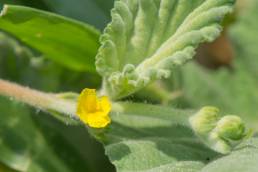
[0,0,115,172]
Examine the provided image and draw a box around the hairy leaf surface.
[96,0,235,99]
[90,102,219,172]
[90,102,258,172]
[201,138,258,172]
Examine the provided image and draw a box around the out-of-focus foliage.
[0,0,114,29]
[0,0,116,172]
[0,5,100,72]
[0,33,114,172]
[0,163,18,172]
[0,96,90,172]
[180,0,258,130]
[41,0,114,29]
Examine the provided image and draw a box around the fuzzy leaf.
[96,0,236,99]
[90,102,219,172]
[201,138,258,172]
[90,102,257,172]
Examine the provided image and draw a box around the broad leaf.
[96,0,236,99]
[90,102,257,172]
[90,102,219,172]
[0,0,114,29]
[180,0,258,130]
[0,5,100,72]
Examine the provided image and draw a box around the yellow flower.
[76,88,111,128]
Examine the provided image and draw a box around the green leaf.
[180,0,258,131]
[90,102,220,172]
[0,162,18,172]
[89,102,257,172]
[0,32,101,126]
[0,5,100,72]
[96,0,236,99]
[0,96,90,172]
[0,32,113,172]
[41,0,114,29]
[201,138,258,172]
[0,0,114,29]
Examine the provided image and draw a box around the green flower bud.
[215,115,246,141]
[189,106,220,136]
[209,130,232,154]
[189,106,251,154]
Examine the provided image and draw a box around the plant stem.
[0,79,77,118]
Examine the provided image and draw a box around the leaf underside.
[96,0,235,99]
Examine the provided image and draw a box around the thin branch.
[0,79,77,118]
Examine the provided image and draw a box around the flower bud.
[189,106,220,136]
[189,106,250,154]
[216,115,246,141]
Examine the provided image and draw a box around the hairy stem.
[0,79,77,118]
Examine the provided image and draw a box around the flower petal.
[100,96,112,115]
[80,88,97,113]
[76,88,112,128]
[87,114,111,128]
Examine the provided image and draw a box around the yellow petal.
[86,113,111,128]
[78,88,97,112]
[100,96,111,115]
[76,88,112,128]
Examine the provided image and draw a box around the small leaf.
[0,5,100,72]
[96,0,236,99]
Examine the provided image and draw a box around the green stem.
[134,82,183,104]
[0,79,77,118]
